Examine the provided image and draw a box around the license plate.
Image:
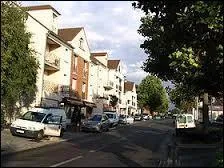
[16,129,24,133]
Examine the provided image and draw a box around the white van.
[175,113,196,136]
[10,107,67,140]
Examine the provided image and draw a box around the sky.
[21,1,173,88]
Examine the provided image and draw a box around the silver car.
[81,114,110,133]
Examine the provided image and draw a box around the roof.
[91,52,107,57]
[23,5,61,16]
[48,31,74,49]
[107,60,120,69]
[90,55,107,68]
[124,81,134,92]
[58,28,83,41]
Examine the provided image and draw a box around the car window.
[187,116,193,123]
[21,111,46,122]
[105,113,114,119]
[177,115,186,123]
[102,115,108,121]
[90,115,102,121]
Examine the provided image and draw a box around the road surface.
[1,119,174,167]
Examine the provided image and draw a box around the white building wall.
[26,10,59,34]
[25,13,48,106]
[69,29,91,62]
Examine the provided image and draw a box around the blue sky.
[21,1,173,89]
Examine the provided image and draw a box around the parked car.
[210,114,223,127]
[153,115,162,120]
[142,113,149,120]
[81,114,110,133]
[10,107,67,140]
[134,114,142,121]
[119,115,134,124]
[104,111,119,128]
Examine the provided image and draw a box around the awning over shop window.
[61,97,84,106]
[83,101,97,108]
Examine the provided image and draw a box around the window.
[79,38,84,50]
[72,79,77,90]
[74,55,78,71]
[82,83,86,93]
[21,111,46,123]
[128,100,130,104]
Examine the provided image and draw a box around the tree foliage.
[133,1,223,98]
[137,75,169,113]
[169,83,196,112]
[1,1,39,122]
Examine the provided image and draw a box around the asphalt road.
[1,119,174,167]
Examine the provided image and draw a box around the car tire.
[36,130,44,140]
[60,129,64,137]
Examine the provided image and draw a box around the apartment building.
[124,81,138,115]
[107,60,126,114]
[58,27,95,118]
[24,5,74,108]
[88,52,113,114]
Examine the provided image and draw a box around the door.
[44,115,62,137]
[102,115,109,130]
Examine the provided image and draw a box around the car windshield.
[90,115,102,121]
[120,115,126,118]
[135,114,140,116]
[143,113,148,116]
[105,113,114,119]
[21,111,46,122]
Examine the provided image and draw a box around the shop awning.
[61,97,84,106]
[83,101,97,108]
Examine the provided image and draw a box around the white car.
[10,107,67,140]
[142,113,149,120]
[104,111,119,128]
[119,115,134,124]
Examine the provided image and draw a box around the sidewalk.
[164,134,223,167]
[1,129,88,156]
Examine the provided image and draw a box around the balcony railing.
[45,53,60,71]
[43,80,59,94]
[104,81,113,90]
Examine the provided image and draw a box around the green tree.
[133,1,223,128]
[137,75,169,114]
[109,95,118,109]
[169,84,196,112]
[1,1,39,123]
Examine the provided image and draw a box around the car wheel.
[60,129,64,137]
[36,130,44,140]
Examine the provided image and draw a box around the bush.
[216,151,223,167]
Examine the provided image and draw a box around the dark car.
[81,114,110,133]
[134,114,142,121]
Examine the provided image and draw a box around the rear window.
[177,115,186,123]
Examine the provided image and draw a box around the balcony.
[45,53,60,71]
[43,80,59,94]
[104,81,113,90]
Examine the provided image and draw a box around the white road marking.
[50,156,83,167]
